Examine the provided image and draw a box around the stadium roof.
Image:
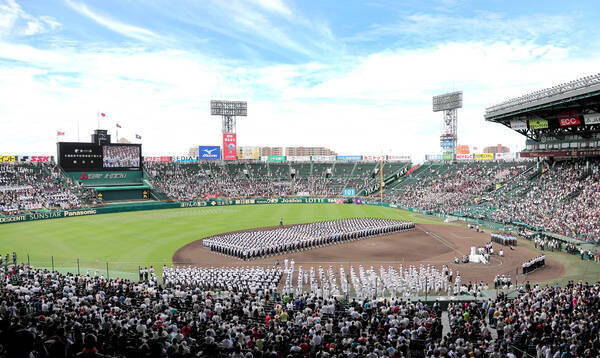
[485,73,600,122]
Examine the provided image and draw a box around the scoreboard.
[57,142,142,172]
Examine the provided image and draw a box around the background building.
[483,144,510,154]
[285,147,337,156]
[259,147,284,156]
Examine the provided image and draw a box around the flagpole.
[77,120,80,142]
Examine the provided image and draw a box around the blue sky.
[1,0,599,160]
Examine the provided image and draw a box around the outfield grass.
[0,204,442,280]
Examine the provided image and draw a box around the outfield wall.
[0,197,349,224]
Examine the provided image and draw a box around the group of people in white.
[280,259,490,298]
[162,265,282,293]
[490,233,517,246]
[522,255,546,274]
[203,219,415,260]
[102,145,140,168]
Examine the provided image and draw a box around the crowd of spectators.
[144,162,371,200]
[0,261,598,358]
[0,163,97,215]
[384,159,600,243]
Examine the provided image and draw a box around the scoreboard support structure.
[210,100,247,160]
[433,91,463,161]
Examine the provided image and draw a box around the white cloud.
[248,0,293,17]
[0,30,599,162]
[0,0,61,36]
[64,0,163,42]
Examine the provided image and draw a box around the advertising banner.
[66,171,143,186]
[267,156,286,162]
[22,156,53,162]
[0,155,16,162]
[287,155,311,161]
[510,120,527,130]
[343,188,356,196]
[456,154,473,160]
[474,153,494,160]
[584,113,600,125]
[337,155,362,161]
[205,194,218,199]
[222,134,237,160]
[520,151,571,158]
[529,119,548,129]
[386,155,411,162]
[425,154,442,161]
[558,111,581,126]
[173,156,198,163]
[362,155,386,161]
[198,146,221,160]
[495,153,515,160]
[312,155,336,162]
[144,156,171,162]
[442,154,453,161]
[237,146,259,160]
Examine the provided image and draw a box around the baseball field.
[0,204,597,286]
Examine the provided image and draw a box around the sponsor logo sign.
[474,153,494,160]
[198,146,221,160]
[222,134,237,160]
[237,146,259,160]
[510,120,528,130]
[584,113,600,125]
[337,155,362,161]
[79,173,127,180]
[205,194,218,199]
[311,155,336,161]
[425,154,442,161]
[362,155,386,161]
[386,155,411,162]
[173,156,198,163]
[0,155,16,162]
[519,151,570,158]
[63,209,97,217]
[267,156,285,162]
[287,155,311,161]
[529,119,548,129]
[558,111,581,126]
[30,156,52,162]
[456,154,473,160]
[144,156,171,162]
[343,188,356,196]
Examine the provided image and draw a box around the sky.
[1,0,599,161]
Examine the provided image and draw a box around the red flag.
[100,113,106,117]
[116,123,122,128]
[57,131,65,136]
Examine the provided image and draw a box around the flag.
[57,131,65,136]
[116,123,122,128]
[136,134,142,140]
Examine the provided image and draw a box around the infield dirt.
[173,223,565,284]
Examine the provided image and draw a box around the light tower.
[210,100,247,160]
[432,91,462,161]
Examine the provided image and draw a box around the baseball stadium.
[2,2,600,358]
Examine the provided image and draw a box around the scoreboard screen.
[58,142,142,171]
